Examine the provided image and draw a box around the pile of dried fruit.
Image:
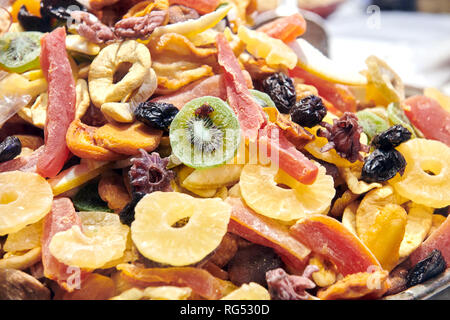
[0,0,449,301]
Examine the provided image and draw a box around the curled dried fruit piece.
[318,112,370,163]
[406,249,447,287]
[266,266,319,300]
[131,192,231,266]
[317,269,390,300]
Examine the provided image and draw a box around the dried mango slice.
[360,204,407,271]
[0,171,53,236]
[399,203,433,259]
[237,26,297,70]
[48,211,129,269]
[3,220,43,252]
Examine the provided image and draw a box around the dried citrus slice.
[239,163,335,222]
[0,171,53,236]
[48,211,129,269]
[390,139,450,208]
[131,192,231,266]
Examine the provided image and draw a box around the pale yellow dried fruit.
[399,203,433,259]
[89,40,151,107]
[239,164,335,221]
[66,34,101,56]
[227,184,242,198]
[221,283,270,300]
[3,220,43,253]
[428,214,446,238]
[183,165,243,190]
[0,247,41,270]
[110,286,192,300]
[215,187,228,200]
[341,201,359,235]
[330,189,359,217]
[49,212,129,269]
[75,79,90,120]
[355,185,396,238]
[309,254,337,288]
[0,172,53,236]
[339,165,382,195]
[131,192,231,266]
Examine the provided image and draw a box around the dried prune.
[227,244,283,287]
[290,95,327,128]
[361,148,406,183]
[119,192,145,226]
[261,73,297,114]
[265,265,318,300]
[40,0,87,21]
[406,249,447,287]
[134,102,179,132]
[0,136,22,163]
[371,125,412,150]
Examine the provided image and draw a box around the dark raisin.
[18,5,52,32]
[119,192,145,226]
[406,249,447,287]
[290,95,327,128]
[134,102,179,131]
[0,136,22,163]
[434,206,449,217]
[194,104,214,118]
[40,0,88,21]
[361,148,407,183]
[227,244,283,287]
[261,73,296,114]
[371,125,412,150]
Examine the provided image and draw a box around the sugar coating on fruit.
[0,171,53,236]
[239,163,335,221]
[390,139,450,208]
[48,211,129,269]
[131,191,231,266]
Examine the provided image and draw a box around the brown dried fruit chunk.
[0,268,50,300]
[98,172,132,212]
[15,135,44,151]
[209,233,239,268]
[317,270,390,300]
[95,122,162,155]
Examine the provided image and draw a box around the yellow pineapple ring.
[390,139,450,208]
[0,171,53,236]
[49,211,129,269]
[239,164,335,222]
[131,192,231,266]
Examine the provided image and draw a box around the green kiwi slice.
[250,89,276,108]
[169,96,241,169]
[0,32,43,74]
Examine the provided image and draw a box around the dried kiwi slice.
[169,96,240,169]
[0,32,42,73]
[250,89,276,108]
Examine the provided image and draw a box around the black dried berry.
[371,125,412,150]
[40,0,88,21]
[290,95,327,128]
[261,73,296,114]
[119,192,145,226]
[134,102,179,131]
[0,136,22,163]
[406,249,447,287]
[361,148,407,183]
[18,6,52,32]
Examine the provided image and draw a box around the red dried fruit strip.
[257,13,307,44]
[37,27,76,178]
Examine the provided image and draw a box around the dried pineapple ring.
[48,211,129,269]
[239,164,335,222]
[0,172,53,236]
[390,139,450,208]
[88,40,151,108]
[131,192,231,266]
